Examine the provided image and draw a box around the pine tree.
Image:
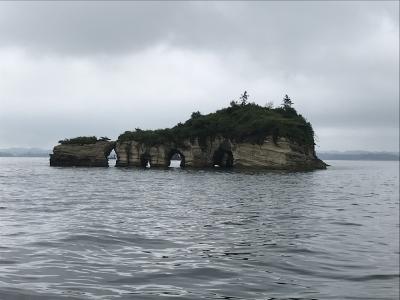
[282,94,293,108]
[239,91,249,106]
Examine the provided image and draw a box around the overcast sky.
[0,1,398,151]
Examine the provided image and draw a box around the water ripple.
[0,158,398,300]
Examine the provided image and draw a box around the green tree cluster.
[118,94,315,148]
[58,136,110,145]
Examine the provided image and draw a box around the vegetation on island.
[58,136,110,145]
[118,93,315,148]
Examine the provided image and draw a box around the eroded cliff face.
[50,141,115,167]
[49,136,325,170]
[115,136,326,170]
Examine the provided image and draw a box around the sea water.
[0,158,398,299]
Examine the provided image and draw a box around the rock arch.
[213,148,233,168]
[212,140,234,168]
[167,148,185,168]
[140,152,151,168]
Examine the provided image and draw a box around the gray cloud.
[0,1,398,151]
[0,2,396,55]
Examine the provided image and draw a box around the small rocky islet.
[50,97,327,170]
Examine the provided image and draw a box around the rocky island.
[50,137,115,167]
[50,95,326,170]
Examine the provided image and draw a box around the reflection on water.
[169,159,182,168]
[0,158,398,299]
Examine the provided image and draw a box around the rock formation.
[50,101,327,170]
[115,136,326,170]
[50,141,115,167]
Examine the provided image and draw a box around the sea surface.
[0,158,398,300]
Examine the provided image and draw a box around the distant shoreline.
[0,148,50,158]
[317,152,399,161]
[1,150,399,161]
[0,154,49,157]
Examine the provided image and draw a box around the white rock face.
[115,136,326,170]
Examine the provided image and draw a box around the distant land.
[0,148,50,157]
[0,148,398,161]
[317,151,399,161]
